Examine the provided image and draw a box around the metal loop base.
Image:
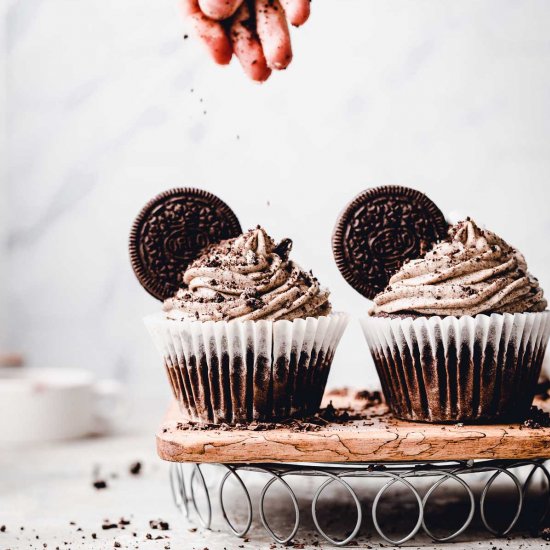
[169,459,550,546]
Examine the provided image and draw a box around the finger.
[198,0,243,20]
[230,2,271,81]
[255,0,292,70]
[181,0,233,65]
[280,0,310,26]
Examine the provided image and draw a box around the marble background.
[2,0,550,413]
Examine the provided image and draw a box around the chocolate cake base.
[362,312,550,423]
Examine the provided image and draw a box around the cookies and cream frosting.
[371,219,547,317]
[164,227,332,321]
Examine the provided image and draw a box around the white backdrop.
[3,0,550,414]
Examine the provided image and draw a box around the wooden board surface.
[157,389,550,464]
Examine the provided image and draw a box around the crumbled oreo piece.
[149,520,170,531]
[273,238,293,261]
[522,406,550,429]
[354,389,382,406]
[129,461,142,476]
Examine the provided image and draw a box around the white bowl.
[0,367,122,444]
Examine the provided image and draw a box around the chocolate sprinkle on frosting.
[164,227,331,321]
[372,219,547,317]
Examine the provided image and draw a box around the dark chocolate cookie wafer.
[130,188,241,301]
[332,186,448,299]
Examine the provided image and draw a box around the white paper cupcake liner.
[361,311,550,423]
[145,312,349,424]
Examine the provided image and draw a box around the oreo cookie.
[332,186,448,299]
[130,188,242,301]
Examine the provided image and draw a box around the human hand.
[181,0,310,82]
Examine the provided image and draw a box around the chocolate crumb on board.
[522,406,550,429]
[0,525,5,532]
[93,480,107,490]
[354,389,383,406]
[174,395,378,432]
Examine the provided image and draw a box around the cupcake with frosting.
[362,219,550,422]
[146,227,348,424]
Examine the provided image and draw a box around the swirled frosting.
[164,227,332,321]
[371,219,547,317]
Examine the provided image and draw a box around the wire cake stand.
[157,391,550,546]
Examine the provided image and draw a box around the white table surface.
[2,426,550,550]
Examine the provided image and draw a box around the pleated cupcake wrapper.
[361,311,550,423]
[145,312,349,424]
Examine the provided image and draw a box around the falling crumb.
[129,461,142,476]
[93,480,107,490]
[183,34,188,39]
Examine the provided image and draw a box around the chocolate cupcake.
[145,226,348,424]
[362,218,550,423]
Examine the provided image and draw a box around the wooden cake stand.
[157,390,550,546]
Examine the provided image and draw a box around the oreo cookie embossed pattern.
[332,186,448,300]
[130,188,242,301]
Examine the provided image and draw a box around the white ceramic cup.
[0,367,123,444]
